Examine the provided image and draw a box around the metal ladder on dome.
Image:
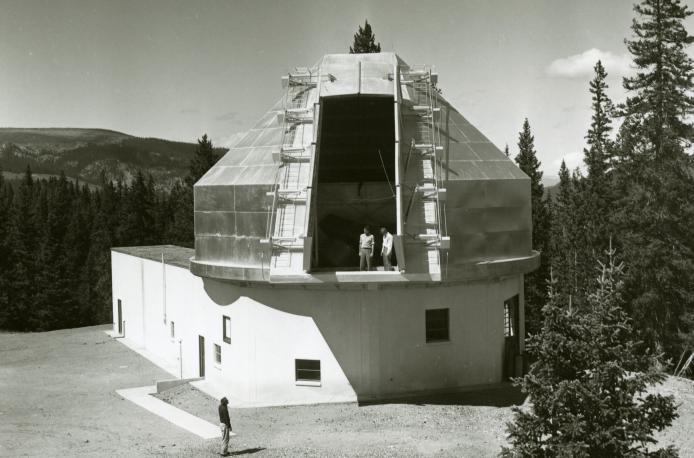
[402,66,450,272]
[265,68,317,271]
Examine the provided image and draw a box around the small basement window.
[223,315,231,344]
[295,359,321,383]
[214,344,222,365]
[425,308,450,343]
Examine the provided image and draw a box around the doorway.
[117,299,122,335]
[314,95,397,270]
[503,295,520,380]
[198,335,206,378]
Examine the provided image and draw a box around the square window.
[214,344,222,364]
[295,359,321,382]
[223,315,231,344]
[425,308,449,343]
[170,321,175,339]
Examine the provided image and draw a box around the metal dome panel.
[191,53,538,283]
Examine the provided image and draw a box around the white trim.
[295,380,321,387]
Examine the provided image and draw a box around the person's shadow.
[231,448,265,456]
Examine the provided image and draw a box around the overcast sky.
[2,0,693,177]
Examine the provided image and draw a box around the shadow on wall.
[203,277,376,399]
[358,382,526,407]
[202,278,505,404]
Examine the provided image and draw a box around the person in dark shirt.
[218,397,231,456]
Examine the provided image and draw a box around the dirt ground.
[2,325,693,457]
[154,383,519,457]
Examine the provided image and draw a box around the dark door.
[503,295,520,380]
[198,335,205,377]
[117,299,122,334]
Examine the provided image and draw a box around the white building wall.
[111,251,523,407]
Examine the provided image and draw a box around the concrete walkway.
[117,385,229,440]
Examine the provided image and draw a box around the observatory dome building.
[111,52,539,407]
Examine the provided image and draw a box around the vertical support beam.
[161,252,167,324]
[140,258,146,347]
[357,61,362,94]
[302,236,312,272]
[518,274,526,355]
[303,65,323,271]
[393,64,403,237]
[393,63,405,272]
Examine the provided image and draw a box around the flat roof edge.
[111,245,194,269]
[189,251,540,288]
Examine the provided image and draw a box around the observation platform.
[113,245,539,288]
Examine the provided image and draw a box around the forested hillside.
[0,128,226,191]
[0,135,220,331]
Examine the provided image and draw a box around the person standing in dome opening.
[380,227,393,271]
[358,226,374,271]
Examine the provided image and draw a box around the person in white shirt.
[358,226,374,271]
[380,227,394,271]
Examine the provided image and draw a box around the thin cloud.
[546,48,632,79]
[215,111,241,122]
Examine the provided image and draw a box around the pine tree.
[349,20,382,54]
[120,171,157,246]
[0,165,197,331]
[584,61,614,179]
[549,161,577,300]
[623,0,694,156]
[65,185,94,327]
[503,246,678,457]
[186,134,219,187]
[167,133,219,247]
[4,166,39,330]
[613,0,694,359]
[578,60,616,288]
[87,190,115,323]
[97,171,122,246]
[515,119,550,335]
[165,179,194,247]
[0,169,11,328]
[35,173,74,330]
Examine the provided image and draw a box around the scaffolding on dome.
[190,53,536,283]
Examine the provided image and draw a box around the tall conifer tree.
[579,60,616,285]
[5,167,38,330]
[549,161,577,300]
[349,20,382,54]
[515,119,550,335]
[186,134,219,187]
[36,173,73,329]
[0,170,10,327]
[584,61,614,179]
[504,248,678,457]
[614,0,694,358]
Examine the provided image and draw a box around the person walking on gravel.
[218,397,232,456]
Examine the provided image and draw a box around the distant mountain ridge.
[0,128,227,190]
